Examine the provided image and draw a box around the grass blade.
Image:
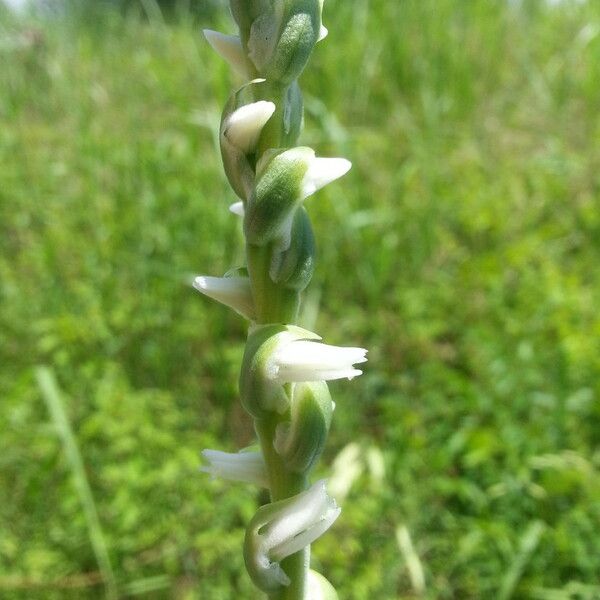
[498,520,545,600]
[35,366,118,600]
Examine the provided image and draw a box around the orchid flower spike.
[202,2,366,595]
[244,480,341,593]
[201,449,268,488]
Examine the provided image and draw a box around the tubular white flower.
[245,149,351,246]
[244,480,341,591]
[229,201,245,217]
[301,157,352,200]
[201,449,268,487]
[193,275,255,320]
[203,29,249,78]
[223,101,276,154]
[269,339,367,383]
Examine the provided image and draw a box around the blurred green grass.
[1,0,600,598]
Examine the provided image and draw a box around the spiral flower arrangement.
[197,2,367,597]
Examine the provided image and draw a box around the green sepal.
[239,324,320,419]
[270,207,315,291]
[248,0,321,85]
[274,381,332,474]
[244,146,313,245]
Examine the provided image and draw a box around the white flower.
[201,449,268,487]
[222,101,276,154]
[268,339,367,383]
[193,275,255,320]
[300,157,352,200]
[203,29,249,78]
[245,480,341,591]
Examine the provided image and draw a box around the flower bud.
[274,381,333,474]
[308,570,339,600]
[244,147,350,246]
[220,80,275,200]
[244,480,340,593]
[269,207,315,291]
[247,0,322,85]
[201,448,268,487]
[193,272,255,320]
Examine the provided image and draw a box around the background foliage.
[1,0,600,598]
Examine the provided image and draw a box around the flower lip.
[269,339,367,383]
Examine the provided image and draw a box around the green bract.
[247,0,321,85]
[269,207,315,291]
[274,381,333,473]
[244,146,313,245]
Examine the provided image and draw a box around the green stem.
[247,242,299,324]
[255,417,309,600]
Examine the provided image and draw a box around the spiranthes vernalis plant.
[197,2,367,597]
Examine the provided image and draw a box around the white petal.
[223,101,276,153]
[203,29,249,78]
[229,201,245,217]
[318,25,328,41]
[201,449,268,487]
[301,158,352,199]
[193,275,255,320]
